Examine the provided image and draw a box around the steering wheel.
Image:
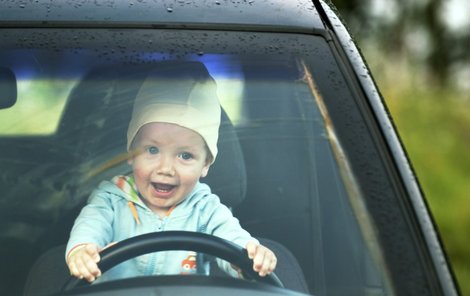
[63,231,283,291]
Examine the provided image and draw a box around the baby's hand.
[245,241,277,277]
[66,243,102,282]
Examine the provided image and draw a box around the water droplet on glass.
[167,7,173,12]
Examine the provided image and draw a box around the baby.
[66,61,277,283]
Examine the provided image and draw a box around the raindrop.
[215,1,220,4]
[19,4,25,8]
[167,7,173,12]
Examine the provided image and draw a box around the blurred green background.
[331,0,470,294]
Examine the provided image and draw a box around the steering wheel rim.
[63,231,283,291]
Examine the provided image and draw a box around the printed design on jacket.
[180,251,197,274]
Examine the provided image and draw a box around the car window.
[0,29,393,295]
[0,77,72,135]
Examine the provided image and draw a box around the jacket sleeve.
[201,194,259,277]
[202,194,258,246]
[65,186,116,259]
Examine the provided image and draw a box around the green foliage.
[0,79,72,135]
[331,0,470,288]
[384,83,470,295]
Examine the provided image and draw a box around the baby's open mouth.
[152,182,176,193]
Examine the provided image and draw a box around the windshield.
[0,28,392,296]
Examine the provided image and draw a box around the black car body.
[0,0,459,295]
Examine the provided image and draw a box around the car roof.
[0,0,325,33]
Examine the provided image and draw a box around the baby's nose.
[156,155,175,176]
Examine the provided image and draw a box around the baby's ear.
[200,163,211,178]
[127,146,142,165]
[127,152,134,165]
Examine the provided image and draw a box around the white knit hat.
[127,61,221,162]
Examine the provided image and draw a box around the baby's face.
[129,122,210,217]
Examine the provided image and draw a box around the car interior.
[0,31,388,296]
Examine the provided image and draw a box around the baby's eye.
[179,152,193,160]
[146,146,159,155]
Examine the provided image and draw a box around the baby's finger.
[75,252,101,282]
[259,251,276,276]
[74,257,95,282]
[252,248,267,273]
[245,241,258,259]
[84,257,101,279]
[68,260,81,278]
[84,244,101,263]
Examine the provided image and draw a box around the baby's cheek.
[133,165,150,180]
[132,167,150,194]
[133,166,144,176]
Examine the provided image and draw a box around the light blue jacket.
[66,178,256,282]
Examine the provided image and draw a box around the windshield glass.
[0,29,392,296]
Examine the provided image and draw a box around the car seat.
[23,63,309,295]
